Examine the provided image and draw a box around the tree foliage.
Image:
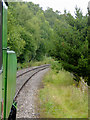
[7,2,89,84]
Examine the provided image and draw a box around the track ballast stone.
[16,68,49,118]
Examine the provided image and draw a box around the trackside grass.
[39,70,88,118]
[17,57,54,70]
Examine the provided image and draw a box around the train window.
[0,1,2,71]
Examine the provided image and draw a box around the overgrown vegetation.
[17,57,54,70]
[8,2,89,84]
[39,69,88,118]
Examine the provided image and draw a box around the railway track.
[14,64,50,100]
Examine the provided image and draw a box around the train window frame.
[0,1,2,72]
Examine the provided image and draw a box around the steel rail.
[16,64,50,78]
[14,64,50,101]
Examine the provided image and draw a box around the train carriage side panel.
[0,1,2,119]
[2,1,8,118]
[0,72,2,120]
[6,51,17,118]
[2,1,17,118]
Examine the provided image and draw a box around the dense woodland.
[7,2,89,85]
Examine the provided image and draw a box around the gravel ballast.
[16,68,49,118]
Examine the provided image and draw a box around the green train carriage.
[0,0,17,119]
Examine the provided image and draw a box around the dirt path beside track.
[16,68,49,118]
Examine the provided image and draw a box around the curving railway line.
[15,64,50,118]
[15,64,50,100]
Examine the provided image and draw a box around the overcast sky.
[24,0,89,16]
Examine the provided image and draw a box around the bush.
[51,61,62,72]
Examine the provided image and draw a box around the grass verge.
[39,70,88,118]
[17,57,54,70]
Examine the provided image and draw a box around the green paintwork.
[1,1,17,119]
[2,2,8,119]
[0,73,2,119]
[6,51,17,118]
[0,1,2,119]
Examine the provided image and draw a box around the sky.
[24,0,89,16]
